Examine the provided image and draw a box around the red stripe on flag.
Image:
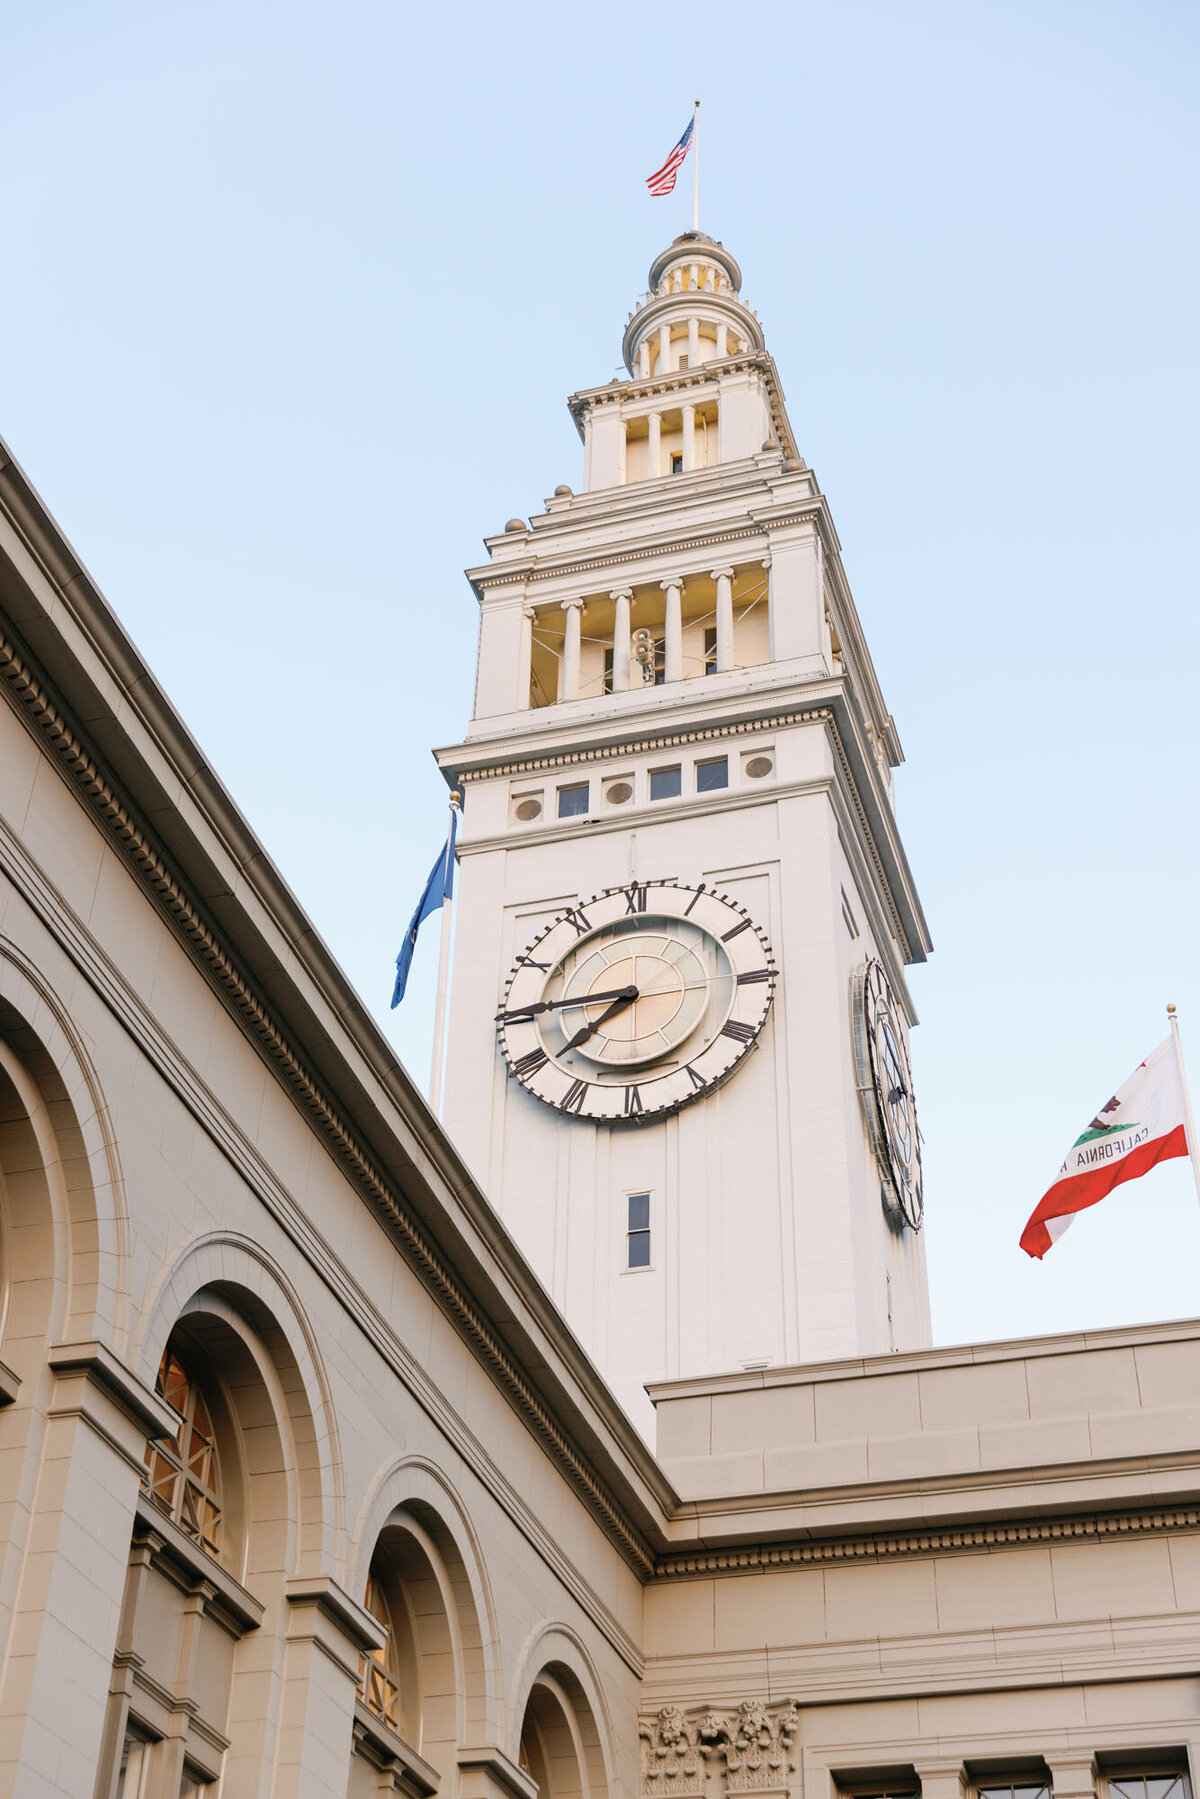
[1019,1123,1188,1259]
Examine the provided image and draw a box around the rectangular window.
[704,626,717,671]
[649,766,682,801]
[1106,1780,1190,1799]
[557,783,589,818]
[696,756,728,792]
[627,1193,651,1268]
[603,647,614,694]
[671,452,683,474]
[116,1734,152,1799]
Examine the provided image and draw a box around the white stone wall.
[0,695,642,1799]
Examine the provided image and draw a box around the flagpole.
[428,792,460,1117]
[692,99,700,231]
[1167,1003,1200,1208]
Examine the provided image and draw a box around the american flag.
[645,116,695,196]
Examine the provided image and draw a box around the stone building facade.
[0,234,1198,1799]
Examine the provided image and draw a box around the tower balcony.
[524,563,770,711]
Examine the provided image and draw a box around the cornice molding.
[449,698,917,962]
[651,1501,1200,1581]
[470,505,824,596]
[454,705,830,782]
[0,619,656,1589]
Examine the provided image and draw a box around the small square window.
[627,1193,651,1269]
[557,783,589,818]
[696,757,728,792]
[649,766,682,801]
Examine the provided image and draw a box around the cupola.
[622,231,766,378]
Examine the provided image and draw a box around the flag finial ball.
[1168,1003,1177,1015]
[450,790,462,806]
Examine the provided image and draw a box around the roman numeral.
[562,1078,589,1114]
[624,883,648,914]
[684,1064,707,1090]
[516,954,550,971]
[721,1019,757,1043]
[624,1084,643,1117]
[562,908,591,936]
[721,917,751,942]
[683,884,706,917]
[737,968,771,985]
[512,1047,548,1078]
[497,1004,537,1023]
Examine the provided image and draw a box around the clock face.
[853,959,923,1231]
[498,880,776,1122]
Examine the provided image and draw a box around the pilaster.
[0,1343,177,1797]
[271,1575,386,1799]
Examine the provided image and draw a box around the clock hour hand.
[562,987,639,1050]
[496,986,639,1025]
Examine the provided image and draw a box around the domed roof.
[647,232,742,296]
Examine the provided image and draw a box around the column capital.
[609,587,634,603]
[659,576,684,593]
[760,554,772,569]
[912,1760,967,1799]
[710,565,735,582]
[560,595,584,612]
[1047,1756,1098,1799]
[522,601,537,618]
[681,400,695,416]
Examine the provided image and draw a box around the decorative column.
[638,339,651,378]
[687,315,700,365]
[517,603,535,709]
[760,556,773,664]
[611,588,633,692]
[712,565,735,671]
[716,322,728,357]
[660,578,683,683]
[560,598,583,701]
[681,404,696,471]
[648,411,662,479]
[618,419,627,486]
[658,323,671,374]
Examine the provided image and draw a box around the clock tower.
[435,233,933,1433]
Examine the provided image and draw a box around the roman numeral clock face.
[496,881,777,1122]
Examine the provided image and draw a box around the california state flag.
[1020,1039,1189,1258]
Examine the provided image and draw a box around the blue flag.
[391,806,458,1009]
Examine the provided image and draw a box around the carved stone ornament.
[640,1700,799,1798]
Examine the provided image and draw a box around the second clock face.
[497,880,776,1122]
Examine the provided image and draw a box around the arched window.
[359,1566,401,1729]
[143,1342,222,1556]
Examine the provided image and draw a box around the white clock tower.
[435,232,933,1434]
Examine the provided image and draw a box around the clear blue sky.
[4,0,1199,1350]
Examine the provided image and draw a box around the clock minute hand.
[495,987,640,1025]
[562,987,639,1050]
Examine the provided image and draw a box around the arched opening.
[353,1512,457,1773]
[350,1491,495,1796]
[98,1295,307,1796]
[519,1675,586,1799]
